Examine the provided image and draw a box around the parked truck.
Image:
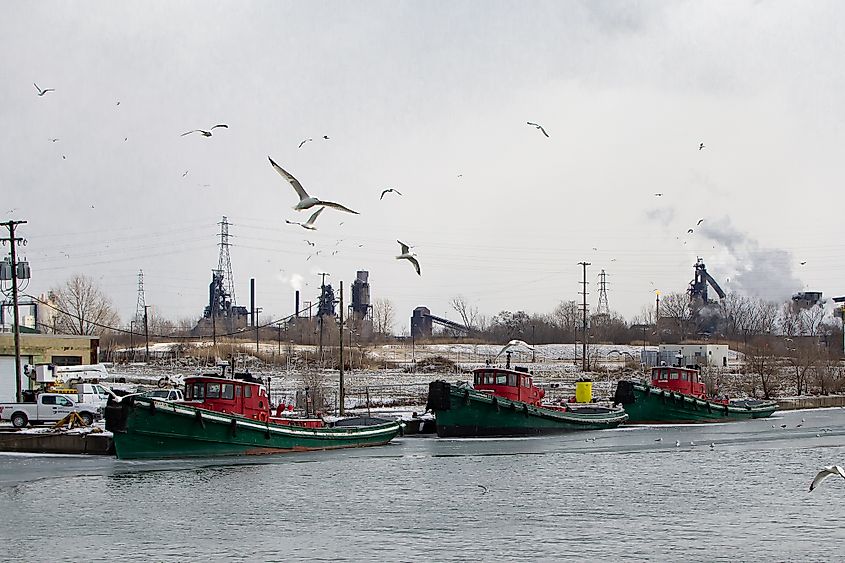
[0,393,100,428]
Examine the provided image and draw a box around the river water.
[2,407,844,562]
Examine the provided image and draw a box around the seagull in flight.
[269,157,359,214]
[49,138,59,143]
[34,83,54,96]
[800,261,807,266]
[697,219,704,225]
[687,229,694,234]
[654,193,663,197]
[181,124,228,137]
[298,138,313,148]
[477,485,488,495]
[495,339,534,359]
[380,188,403,200]
[304,240,315,246]
[699,142,705,150]
[526,121,549,137]
[809,465,845,492]
[285,207,325,230]
[396,240,421,275]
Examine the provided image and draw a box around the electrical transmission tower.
[217,216,237,306]
[597,269,610,315]
[134,269,146,324]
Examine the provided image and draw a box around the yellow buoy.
[575,380,593,403]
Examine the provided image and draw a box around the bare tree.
[48,275,120,335]
[372,298,395,337]
[742,337,780,399]
[659,292,693,341]
[450,295,479,331]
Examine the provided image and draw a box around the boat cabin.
[649,365,705,398]
[472,367,544,406]
[184,375,270,421]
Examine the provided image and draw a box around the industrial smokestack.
[250,278,255,327]
[295,290,300,318]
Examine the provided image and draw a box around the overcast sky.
[3,1,844,333]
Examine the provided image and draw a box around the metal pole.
[578,261,590,372]
[339,280,345,416]
[143,305,150,362]
[255,307,262,354]
[130,320,135,362]
[532,324,536,363]
[4,220,27,402]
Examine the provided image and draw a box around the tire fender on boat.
[258,412,268,422]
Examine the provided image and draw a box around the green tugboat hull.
[613,380,778,424]
[427,381,628,437]
[105,397,401,460]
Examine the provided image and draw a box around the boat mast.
[339,280,345,416]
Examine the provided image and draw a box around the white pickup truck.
[0,393,100,428]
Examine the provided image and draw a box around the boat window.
[221,384,234,400]
[508,374,517,386]
[244,386,252,398]
[207,383,221,399]
[681,372,688,381]
[670,371,679,380]
[191,383,204,399]
[485,374,495,384]
[496,374,507,384]
[235,386,242,398]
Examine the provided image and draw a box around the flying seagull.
[699,142,705,150]
[268,156,359,214]
[304,240,315,246]
[526,121,549,137]
[49,138,59,143]
[800,261,807,266]
[34,83,54,96]
[697,218,704,225]
[380,188,403,200]
[396,240,421,275]
[322,135,330,140]
[298,138,313,148]
[687,229,694,234]
[809,465,845,492]
[495,339,534,359]
[654,193,663,197]
[285,207,325,230]
[477,485,488,495]
[180,124,228,137]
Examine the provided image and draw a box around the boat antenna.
[506,350,512,370]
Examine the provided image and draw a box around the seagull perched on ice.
[269,157,359,214]
[285,207,325,230]
[34,83,54,96]
[526,121,549,137]
[180,124,228,137]
[495,339,534,359]
[380,188,403,200]
[809,465,845,492]
[396,240,421,275]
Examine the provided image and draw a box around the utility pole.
[655,290,661,345]
[143,305,151,363]
[1,220,27,402]
[254,307,262,353]
[129,320,136,362]
[578,261,590,372]
[317,272,329,364]
[339,280,345,416]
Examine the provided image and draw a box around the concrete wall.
[776,395,845,410]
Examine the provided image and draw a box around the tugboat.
[426,360,627,437]
[105,372,401,459]
[613,365,778,424]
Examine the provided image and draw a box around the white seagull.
[809,465,845,492]
[380,188,403,200]
[181,124,228,137]
[298,138,313,148]
[285,207,325,230]
[495,339,534,359]
[269,157,359,214]
[526,121,549,137]
[34,83,54,96]
[396,240,420,275]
